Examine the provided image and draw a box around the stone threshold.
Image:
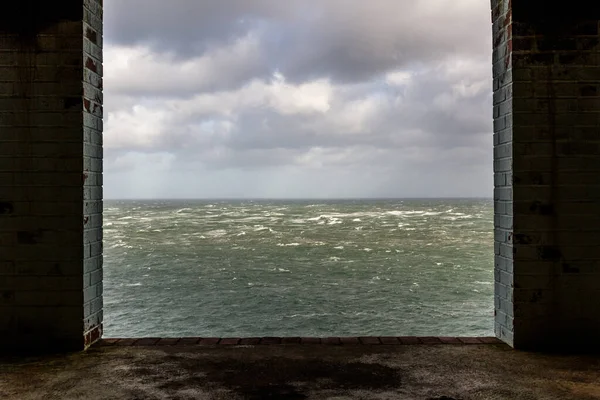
[97,336,503,346]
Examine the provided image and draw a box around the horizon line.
[104,196,493,201]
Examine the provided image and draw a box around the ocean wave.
[386,210,424,216]
[443,215,474,221]
[285,312,334,318]
[307,211,379,221]
[238,216,268,222]
[206,229,227,237]
[253,225,276,233]
[277,243,300,247]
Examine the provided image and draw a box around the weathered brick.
[0,0,104,351]
[359,337,381,345]
[219,338,240,345]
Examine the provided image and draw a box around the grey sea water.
[103,199,494,338]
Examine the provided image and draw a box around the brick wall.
[0,1,103,352]
[491,0,515,347]
[494,0,600,350]
[82,0,104,350]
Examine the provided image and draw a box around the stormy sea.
[103,199,494,338]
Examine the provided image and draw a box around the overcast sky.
[103,0,493,199]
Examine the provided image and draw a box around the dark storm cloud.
[104,0,491,85]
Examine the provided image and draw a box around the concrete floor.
[1,344,600,400]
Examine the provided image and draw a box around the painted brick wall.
[0,1,102,352]
[491,0,515,347]
[82,0,104,350]
[494,0,600,349]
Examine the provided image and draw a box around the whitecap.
[206,229,227,237]
[334,246,344,250]
[363,248,372,252]
[125,283,142,287]
[386,210,423,216]
[352,218,361,222]
[277,243,300,247]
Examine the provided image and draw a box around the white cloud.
[102,0,494,198]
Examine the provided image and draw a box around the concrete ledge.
[97,336,504,347]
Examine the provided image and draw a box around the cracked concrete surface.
[1,344,600,399]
